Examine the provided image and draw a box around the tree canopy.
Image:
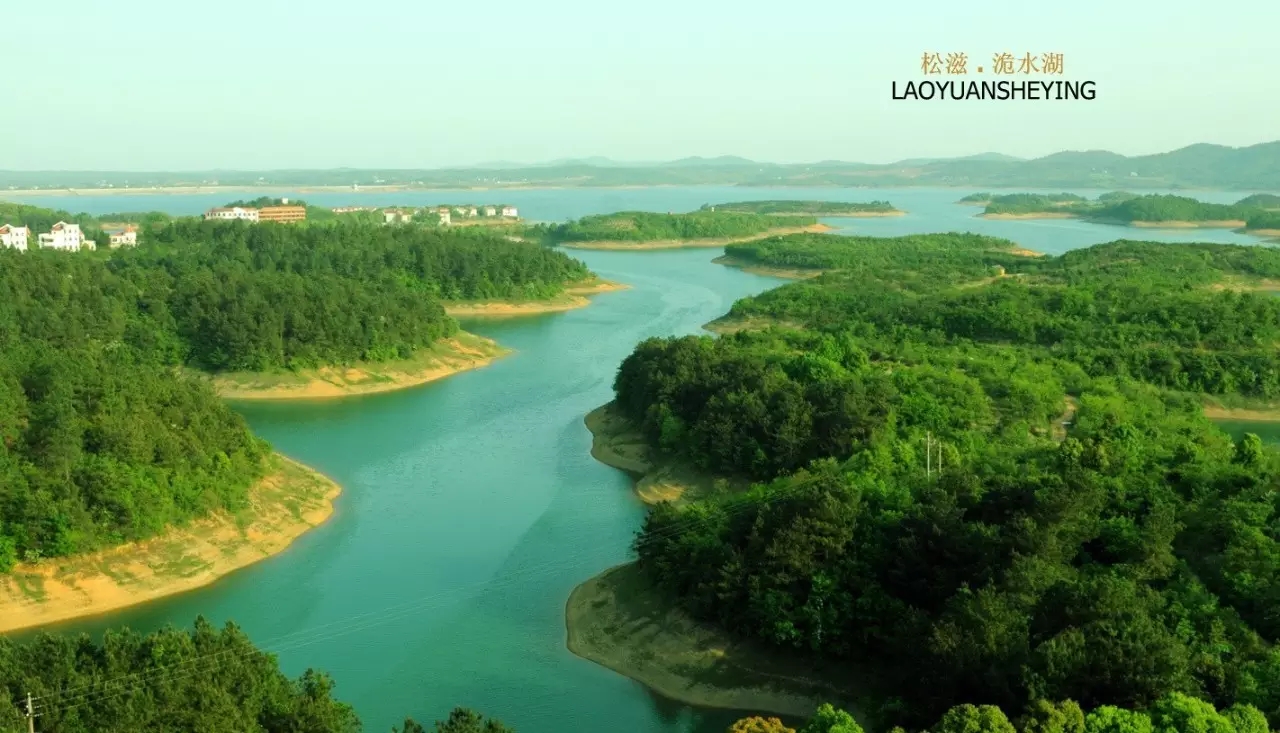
[619,235,1280,730]
[0,212,591,564]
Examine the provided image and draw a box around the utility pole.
[24,692,36,733]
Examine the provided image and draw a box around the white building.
[0,224,29,251]
[103,224,138,247]
[204,207,260,222]
[38,222,91,251]
[383,209,414,224]
[482,206,496,217]
[501,206,518,218]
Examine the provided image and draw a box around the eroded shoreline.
[0,454,341,633]
[444,279,629,317]
[212,332,509,401]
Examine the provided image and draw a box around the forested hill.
[615,234,1280,730]
[3,140,1277,189]
[0,219,590,566]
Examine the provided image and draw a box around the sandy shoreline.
[1245,228,1280,237]
[212,332,508,400]
[584,403,724,505]
[737,210,904,218]
[444,279,629,317]
[0,454,340,633]
[565,564,865,723]
[559,224,833,251]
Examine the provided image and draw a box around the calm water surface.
[16,187,1274,732]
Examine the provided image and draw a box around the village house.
[466,206,478,217]
[102,224,138,247]
[482,206,497,217]
[258,205,307,223]
[0,224,30,251]
[204,206,260,222]
[436,207,451,226]
[501,205,518,218]
[383,208,414,224]
[38,222,91,251]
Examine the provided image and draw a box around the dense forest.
[700,201,899,215]
[1247,212,1280,230]
[545,211,807,243]
[616,234,1280,730]
[979,193,1089,213]
[3,619,509,733]
[0,214,591,564]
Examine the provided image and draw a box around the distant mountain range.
[3,142,1277,191]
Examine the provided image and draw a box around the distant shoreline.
[559,224,834,251]
[0,454,340,633]
[212,332,508,401]
[980,212,1078,220]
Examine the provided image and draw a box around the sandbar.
[211,332,508,400]
[0,454,340,633]
[559,224,834,251]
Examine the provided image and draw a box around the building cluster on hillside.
[0,220,137,252]
[363,203,519,227]
[204,198,307,223]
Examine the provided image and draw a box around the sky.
[1,0,1277,170]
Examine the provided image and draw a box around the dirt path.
[1051,396,1079,442]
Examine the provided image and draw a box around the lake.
[12,186,1274,733]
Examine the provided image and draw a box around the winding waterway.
[14,186,1274,732]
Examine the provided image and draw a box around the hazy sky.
[2,0,1276,170]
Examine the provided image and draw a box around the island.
[572,234,1280,732]
[711,231,1042,280]
[697,200,904,217]
[1236,193,1280,209]
[541,210,832,250]
[971,191,1271,228]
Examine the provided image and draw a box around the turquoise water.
[12,187,1274,732]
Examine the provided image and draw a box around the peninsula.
[0,454,339,633]
[573,233,1280,732]
[699,200,904,217]
[542,210,831,250]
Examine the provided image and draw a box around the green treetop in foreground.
[617,233,1280,730]
[699,200,899,215]
[2,619,511,733]
[544,210,811,243]
[0,213,591,566]
[731,697,1276,733]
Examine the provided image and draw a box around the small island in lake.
[699,200,904,217]
[971,191,1274,228]
[544,210,831,250]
